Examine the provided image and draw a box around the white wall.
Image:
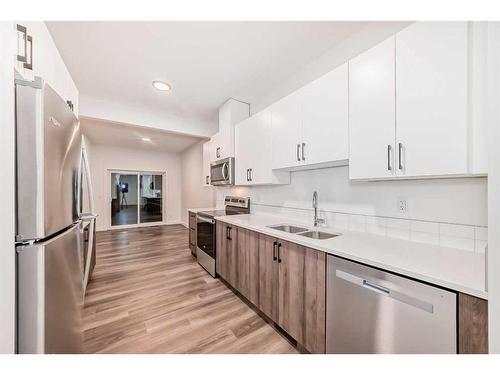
[89,144,183,231]
[181,141,215,226]
[17,21,79,115]
[180,141,216,225]
[0,21,16,354]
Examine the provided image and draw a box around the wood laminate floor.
[84,225,298,354]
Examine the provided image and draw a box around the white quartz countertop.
[214,213,487,299]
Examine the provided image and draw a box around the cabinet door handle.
[249,168,253,181]
[228,227,232,241]
[296,144,300,161]
[277,243,282,263]
[216,147,221,158]
[387,145,392,171]
[206,175,209,185]
[273,241,277,261]
[246,169,249,182]
[301,143,306,161]
[398,142,404,171]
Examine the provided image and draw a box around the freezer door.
[17,223,84,354]
[16,79,81,240]
[326,256,457,354]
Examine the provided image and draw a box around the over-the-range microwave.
[210,157,234,186]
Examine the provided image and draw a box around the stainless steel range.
[196,196,250,277]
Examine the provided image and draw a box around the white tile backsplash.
[410,231,439,246]
[365,216,387,235]
[475,239,488,254]
[387,227,411,240]
[248,203,487,253]
[439,223,475,239]
[475,227,488,241]
[411,220,439,234]
[386,218,411,230]
[348,215,366,232]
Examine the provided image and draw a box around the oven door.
[196,215,215,259]
[210,157,234,186]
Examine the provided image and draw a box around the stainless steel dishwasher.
[326,255,457,354]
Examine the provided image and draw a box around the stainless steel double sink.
[267,224,340,240]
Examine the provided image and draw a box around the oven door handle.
[197,216,215,224]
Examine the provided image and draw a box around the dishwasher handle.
[335,269,434,314]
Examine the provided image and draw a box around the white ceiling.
[47,21,368,127]
[81,117,205,152]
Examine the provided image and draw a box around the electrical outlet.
[397,198,408,214]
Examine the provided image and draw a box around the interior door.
[395,22,469,177]
[139,174,163,223]
[110,173,139,226]
[271,91,303,169]
[301,63,349,165]
[258,234,278,321]
[349,36,396,180]
[277,240,305,343]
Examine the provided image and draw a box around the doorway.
[109,170,165,228]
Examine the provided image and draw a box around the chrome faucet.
[313,191,325,227]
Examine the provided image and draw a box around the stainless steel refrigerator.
[15,76,84,354]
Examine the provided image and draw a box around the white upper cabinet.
[349,21,487,180]
[235,109,290,186]
[395,22,469,177]
[270,91,303,169]
[202,140,212,186]
[212,99,249,161]
[271,63,349,170]
[301,63,349,166]
[349,37,396,180]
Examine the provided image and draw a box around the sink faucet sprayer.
[313,191,325,227]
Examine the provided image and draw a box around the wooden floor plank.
[84,224,298,354]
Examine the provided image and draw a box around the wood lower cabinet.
[237,227,260,306]
[216,221,238,286]
[216,222,326,353]
[188,211,197,257]
[258,234,279,321]
[458,293,488,354]
[276,239,326,353]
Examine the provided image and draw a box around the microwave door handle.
[222,162,229,180]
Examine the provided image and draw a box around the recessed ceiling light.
[152,81,171,91]
[141,137,151,142]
